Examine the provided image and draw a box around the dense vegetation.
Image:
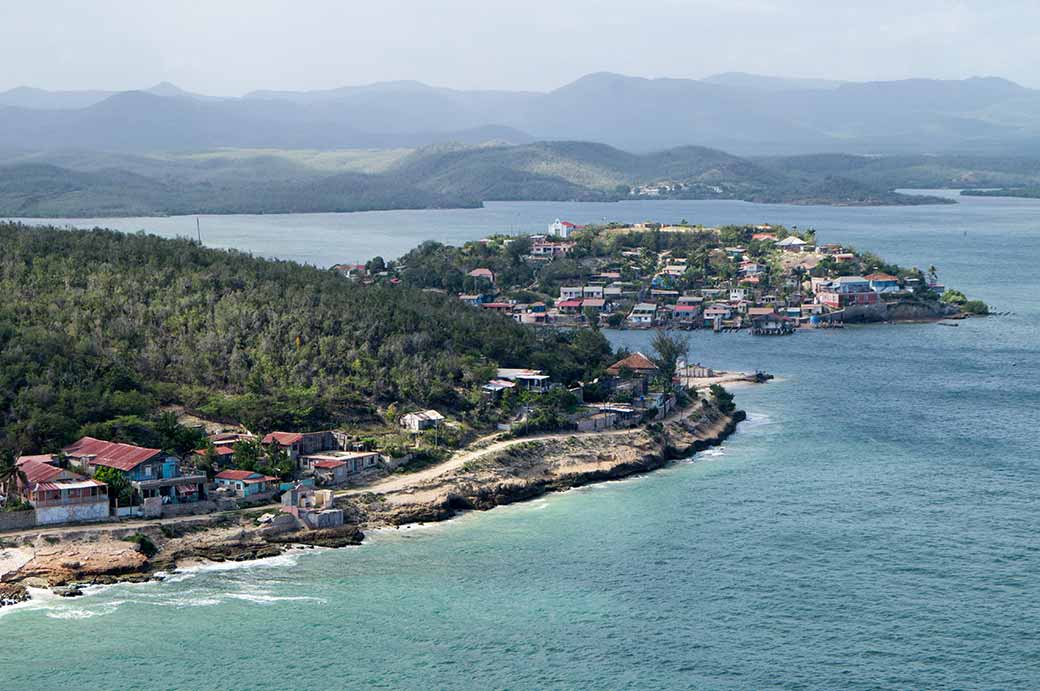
[0,163,476,217]
[0,223,614,453]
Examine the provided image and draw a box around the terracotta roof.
[262,432,304,446]
[606,352,659,375]
[312,460,347,469]
[20,459,66,485]
[63,437,162,471]
[195,445,235,456]
[865,273,898,281]
[215,469,257,481]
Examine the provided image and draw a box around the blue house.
[215,470,279,498]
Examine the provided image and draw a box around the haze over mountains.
[4,72,1040,155]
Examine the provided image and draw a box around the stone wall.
[35,501,110,526]
[0,510,37,533]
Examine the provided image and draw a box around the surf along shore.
[0,387,750,605]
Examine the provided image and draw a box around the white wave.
[225,592,326,605]
[170,550,302,580]
[740,411,775,428]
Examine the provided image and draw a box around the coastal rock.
[0,582,29,607]
[12,539,150,586]
[53,585,84,598]
[268,525,365,548]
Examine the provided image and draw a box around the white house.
[400,410,446,433]
[548,219,578,238]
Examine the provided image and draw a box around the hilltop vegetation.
[0,223,613,452]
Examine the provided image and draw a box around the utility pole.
[196,217,202,245]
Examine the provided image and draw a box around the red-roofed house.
[193,445,235,467]
[606,352,660,377]
[63,436,207,507]
[16,457,110,526]
[262,430,343,465]
[214,470,278,498]
[467,268,495,284]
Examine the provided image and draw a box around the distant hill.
[0,162,477,217]
[701,72,845,92]
[1,142,991,217]
[4,73,1040,155]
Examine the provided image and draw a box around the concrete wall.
[35,501,109,526]
[0,510,36,532]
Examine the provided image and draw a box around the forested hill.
[0,224,613,452]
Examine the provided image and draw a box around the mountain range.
[4,72,1040,155]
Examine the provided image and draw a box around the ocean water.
[3,195,1039,690]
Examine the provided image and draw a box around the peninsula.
[0,222,751,603]
[363,219,989,332]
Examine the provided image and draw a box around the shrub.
[122,533,158,558]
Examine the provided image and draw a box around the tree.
[232,438,264,472]
[0,449,27,507]
[650,330,688,384]
[366,256,386,273]
[94,465,134,506]
[708,384,736,414]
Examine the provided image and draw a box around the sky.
[3,0,1039,94]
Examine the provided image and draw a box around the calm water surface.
[3,195,1039,690]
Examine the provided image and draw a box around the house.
[817,276,880,309]
[207,431,255,446]
[261,431,343,462]
[670,303,701,326]
[16,456,110,526]
[480,302,513,315]
[496,368,551,392]
[776,236,808,252]
[64,437,207,505]
[703,303,732,327]
[751,233,777,242]
[581,298,607,313]
[300,451,382,476]
[193,444,235,468]
[548,219,578,238]
[559,286,584,301]
[214,470,278,498]
[865,273,900,293]
[750,313,796,335]
[556,299,584,315]
[627,303,658,326]
[606,352,660,378]
[729,288,748,303]
[400,410,445,433]
[332,263,367,280]
[459,293,491,306]
[311,460,350,486]
[467,267,495,284]
[280,484,343,529]
[531,236,574,258]
[482,378,518,399]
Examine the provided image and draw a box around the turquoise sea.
[3,194,1039,689]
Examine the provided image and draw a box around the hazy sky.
[4,0,1039,94]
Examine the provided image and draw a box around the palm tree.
[0,449,27,507]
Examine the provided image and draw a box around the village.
[0,347,750,535]
[341,219,980,335]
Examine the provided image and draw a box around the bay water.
[3,194,1038,689]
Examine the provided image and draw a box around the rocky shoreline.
[0,398,743,604]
